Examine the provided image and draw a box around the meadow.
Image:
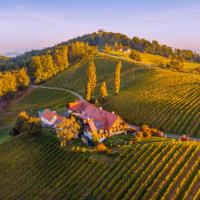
[109,50,200,73]
[0,88,76,142]
[45,55,200,137]
[0,132,199,200]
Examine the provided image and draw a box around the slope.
[45,55,200,137]
[0,132,199,200]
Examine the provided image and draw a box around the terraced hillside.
[45,55,200,137]
[0,133,199,200]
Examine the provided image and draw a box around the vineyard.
[45,55,200,137]
[0,133,199,200]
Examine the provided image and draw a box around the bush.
[135,131,143,138]
[97,143,108,153]
[10,111,42,137]
[130,50,142,62]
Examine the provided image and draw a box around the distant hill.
[0,55,10,62]
[1,30,200,73]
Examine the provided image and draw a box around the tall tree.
[87,61,97,98]
[15,68,30,89]
[114,61,121,94]
[86,82,92,101]
[53,46,69,71]
[56,117,80,147]
[100,82,108,100]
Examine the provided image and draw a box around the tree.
[100,82,108,100]
[86,82,92,101]
[11,111,42,136]
[130,50,142,61]
[87,61,97,98]
[114,61,121,94]
[56,117,80,147]
[32,56,44,83]
[166,58,185,71]
[15,68,30,89]
[53,46,69,71]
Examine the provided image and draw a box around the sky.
[0,0,200,53]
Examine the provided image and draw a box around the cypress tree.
[114,61,121,94]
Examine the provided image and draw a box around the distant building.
[67,100,129,140]
[115,46,131,53]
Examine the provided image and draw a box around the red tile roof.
[40,109,64,125]
[68,100,119,131]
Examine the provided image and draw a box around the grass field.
[0,88,76,142]
[0,132,199,200]
[109,50,200,73]
[45,55,200,137]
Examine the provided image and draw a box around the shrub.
[97,143,108,153]
[143,131,151,138]
[135,131,143,138]
[130,50,142,62]
[11,111,42,136]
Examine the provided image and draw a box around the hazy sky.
[0,0,200,53]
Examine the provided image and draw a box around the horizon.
[1,0,200,53]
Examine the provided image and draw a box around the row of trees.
[0,68,30,98]
[68,42,97,63]
[86,61,122,101]
[32,46,69,83]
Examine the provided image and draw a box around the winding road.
[31,85,83,100]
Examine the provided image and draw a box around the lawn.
[0,88,77,136]
[0,127,11,144]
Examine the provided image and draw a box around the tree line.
[63,31,200,62]
[0,68,30,98]
[32,46,69,83]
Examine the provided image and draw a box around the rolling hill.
[0,132,199,200]
[45,54,200,137]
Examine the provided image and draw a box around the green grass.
[0,88,77,133]
[0,127,11,144]
[109,50,200,73]
[0,132,199,199]
[10,88,76,115]
[45,55,200,138]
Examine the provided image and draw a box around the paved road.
[31,85,83,100]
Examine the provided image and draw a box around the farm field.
[0,132,199,200]
[45,55,200,137]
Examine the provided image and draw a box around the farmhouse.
[67,100,129,139]
[38,109,64,128]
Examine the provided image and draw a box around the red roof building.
[39,109,64,127]
[68,100,128,137]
